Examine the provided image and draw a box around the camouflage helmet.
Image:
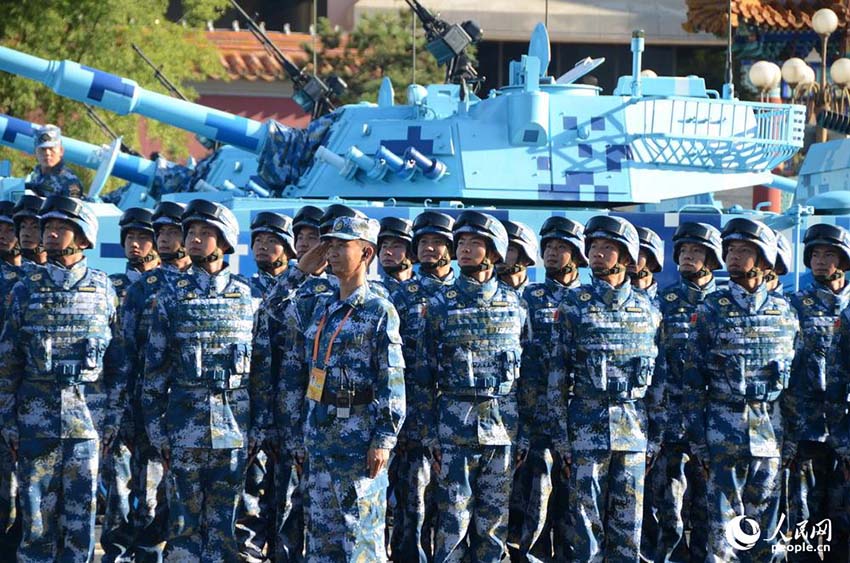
[502,220,539,266]
[803,223,850,270]
[321,215,380,246]
[13,195,45,235]
[119,207,156,247]
[412,211,454,256]
[40,195,98,247]
[721,217,777,270]
[453,210,509,263]
[251,211,296,257]
[637,226,664,273]
[584,215,640,265]
[772,230,792,276]
[0,201,14,226]
[35,124,61,149]
[378,217,414,245]
[152,201,186,233]
[539,216,588,266]
[182,199,239,254]
[672,222,723,270]
[319,204,367,235]
[293,205,323,235]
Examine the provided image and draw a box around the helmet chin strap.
[592,263,625,277]
[815,270,845,283]
[460,257,493,276]
[129,250,159,268]
[497,263,526,276]
[160,248,187,263]
[419,253,450,272]
[21,246,44,261]
[383,258,412,274]
[682,267,711,281]
[628,268,651,281]
[47,245,83,259]
[257,257,286,272]
[190,248,223,266]
[729,267,764,280]
[0,246,21,258]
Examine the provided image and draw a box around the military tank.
[0,20,843,289]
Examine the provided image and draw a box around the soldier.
[27,125,83,198]
[651,222,723,562]
[766,230,792,295]
[0,201,21,270]
[142,199,273,560]
[378,216,415,295]
[239,211,297,562]
[391,210,456,563]
[548,215,659,562]
[119,201,188,563]
[630,225,664,303]
[498,220,538,293]
[0,195,125,562]
[512,216,587,562]
[13,195,47,267]
[277,214,406,562]
[683,217,799,561]
[416,210,526,562]
[786,224,850,560]
[292,205,323,259]
[102,208,161,563]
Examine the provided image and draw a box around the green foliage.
[0,0,230,190]
[303,10,463,105]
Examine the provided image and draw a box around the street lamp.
[812,8,839,140]
[830,58,850,114]
[749,60,781,101]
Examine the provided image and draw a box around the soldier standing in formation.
[142,200,273,561]
[13,195,47,268]
[684,218,799,561]
[378,216,416,296]
[278,214,405,562]
[391,210,455,562]
[498,220,538,294]
[0,196,125,562]
[549,215,660,561]
[27,125,83,198]
[417,211,526,562]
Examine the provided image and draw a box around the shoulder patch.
[113,278,124,286]
[802,297,814,306]
[579,292,592,302]
[177,279,190,288]
[147,275,158,284]
[446,289,458,299]
[665,292,677,302]
[532,288,545,297]
[314,283,328,293]
[718,297,731,306]
[407,283,420,293]
[4,271,17,281]
[30,273,41,282]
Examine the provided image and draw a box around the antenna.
[545,0,549,30]
[723,0,734,99]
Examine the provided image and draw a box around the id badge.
[306,366,326,402]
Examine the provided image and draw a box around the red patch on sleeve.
[690,313,698,324]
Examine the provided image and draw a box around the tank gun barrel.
[0,114,158,187]
[0,46,268,154]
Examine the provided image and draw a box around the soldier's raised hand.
[296,240,329,275]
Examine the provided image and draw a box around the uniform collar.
[729,279,769,312]
[193,263,232,294]
[457,272,499,301]
[634,280,658,300]
[45,257,88,288]
[811,279,850,312]
[124,264,144,284]
[678,276,715,305]
[591,275,632,308]
[421,268,454,286]
[328,281,370,315]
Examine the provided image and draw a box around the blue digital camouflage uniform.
[257,115,338,194]
[416,273,526,562]
[142,265,273,561]
[0,262,22,553]
[548,276,660,562]
[381,272,410,299]
[513,275,579,563]
[27,162,83,198]
[278,280,406,563]
[119,264,185,562]
[101,267,146,563]
[787,282,850,558]
[0,258,125,563]
[650,277,716,562]
[391,269,455,563]
[826,304,850,559]
[683,281,799,561]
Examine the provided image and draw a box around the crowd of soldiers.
[0,127,850,563]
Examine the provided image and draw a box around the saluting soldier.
[278,214,405,562]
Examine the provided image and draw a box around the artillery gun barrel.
[0,114,158,187]
[0,46,268,154]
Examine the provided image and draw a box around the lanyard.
[312,306,354,367]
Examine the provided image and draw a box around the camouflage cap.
[35,124,61,149]
[321,215,380,246]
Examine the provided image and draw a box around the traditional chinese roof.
[205,29,319,81]
[684,0,849,36]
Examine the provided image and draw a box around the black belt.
[320,388,375,407]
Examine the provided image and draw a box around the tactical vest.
[398,276,449,366]
[705,293,797,403]
[572,290,657,401]
[435,285,523,398]
[170,274,255,390]
[524,280,572,364]
[793,289,845,396]
[659,285,708,389]
[22,270,112,385]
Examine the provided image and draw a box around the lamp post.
[812,8,839,141]
[749,60,783,212]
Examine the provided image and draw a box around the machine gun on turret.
[131,43,190,102]
[83,104,141,157]
[404,0,483,92]
[228,0,346,119]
